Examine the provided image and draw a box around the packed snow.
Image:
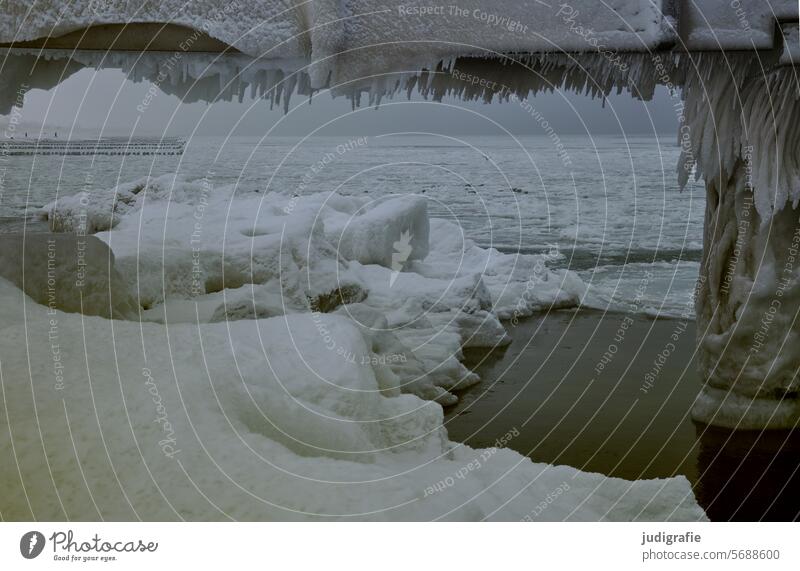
[3,172,712,520]
[39,173,585,404]
[0,275,705,521]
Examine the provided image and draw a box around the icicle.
[679,52,800,222]
[2,48,796,224]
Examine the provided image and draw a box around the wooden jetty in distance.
[1,137,185,156]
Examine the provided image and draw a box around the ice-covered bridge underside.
[2,0,800,429]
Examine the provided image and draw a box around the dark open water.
[445,310,800,522]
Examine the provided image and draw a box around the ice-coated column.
[680,57,800,428]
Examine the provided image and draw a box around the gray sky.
[15,67,680,138]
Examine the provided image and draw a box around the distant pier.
[1,137,185,156]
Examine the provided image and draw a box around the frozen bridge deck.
[0,1,798,59]
[1,1,798,112]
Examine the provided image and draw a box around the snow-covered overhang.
[0,1,797,113]
[2,1,797,56]
[1,1,674,57]
[2,1,797,101]
[677,0,798,50]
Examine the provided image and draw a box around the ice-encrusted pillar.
[680,58,800,428]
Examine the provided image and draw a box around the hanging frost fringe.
[328,51,675,111]
[4,47,798,222]
[0,49,314,114]
[1,49,672,115]
[677,53,800,222]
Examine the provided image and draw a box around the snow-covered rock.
[0,233,136,319]
[0,277,706,521]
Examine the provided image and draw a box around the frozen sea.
[0,133,706,317]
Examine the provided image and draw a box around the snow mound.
[40,176,586,404]
[0,233,136,319]
[0,278,706,521]
[418,218,586,320]
[38,175,181,233]
[41,174,346,310]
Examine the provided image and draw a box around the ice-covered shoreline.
[0,172,708,520]
[0,275,705,520]
[38,173,589,404]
